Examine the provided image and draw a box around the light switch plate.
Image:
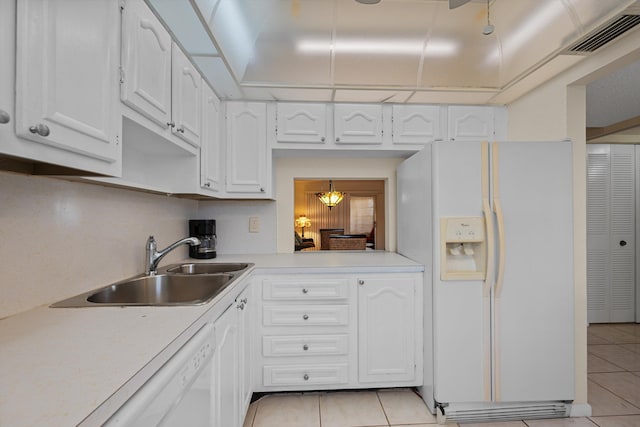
[249,216,260,233]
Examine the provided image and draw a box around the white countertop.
[0,252,422,427]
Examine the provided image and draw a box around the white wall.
[507,29,640,411]
[274,156,405,253]
[197,200,277,254]
[0,171,198,318]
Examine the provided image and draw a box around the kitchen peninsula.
[0,252,422,427]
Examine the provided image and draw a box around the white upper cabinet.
[392,105,444,144]
[447,105,495,141]
[0,1,14,147]
[226,102,269,195]
[171,44,201,148]
[14,0,121,176]
[120,0,172,130]
[276,103,327,143]
[201,83,221,192]
[334,104,383,144]
[120,0,199,154]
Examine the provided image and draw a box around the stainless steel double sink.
[51,263,252,308]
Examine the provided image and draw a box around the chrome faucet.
[145,235,201,275]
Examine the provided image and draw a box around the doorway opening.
[294,179,385,251]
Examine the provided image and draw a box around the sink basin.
[164,263,251,274]
[51,273,234,307]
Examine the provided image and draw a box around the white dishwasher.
[105,323,216,427]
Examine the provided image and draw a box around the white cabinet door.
[121,0,172,130]
[447,106,494,141]
[213,303,240,427]
[358,276,417,383]
[0,0,13,143]
[201,83,221,192]
[334,104,383,144]
[276,103,327,143]
[172,44,201,148]
[226,102,268,194]
[15,0,121,174]
[237,289,252,419]
[392,105,443,144]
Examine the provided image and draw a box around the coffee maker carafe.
[189,219,217,259]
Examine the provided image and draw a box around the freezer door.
[492,141,574,402]
[432,141,492,404]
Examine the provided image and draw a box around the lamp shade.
[295,216,311,228]
[316,180,345,210]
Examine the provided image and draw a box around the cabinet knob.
[177,126,185,133]
[0,109,10,124]
[303,344,309,351]
[29,123,50,137]
[303,374,309,381]
[320,136,325,142]
[620,240,627,247]
[302,314,309,320]
[358,279,365,286]
[167,121,175,128]
[335,137,340,142]
[241,297,248,304]
[260,187,265,193]
[237,302,245,310]
[205,182,211,188]
[302,288,309,294]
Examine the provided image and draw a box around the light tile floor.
[245,323,640,427]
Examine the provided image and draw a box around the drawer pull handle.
[303,344,309,351]
[303,374,309,381]
[303,314,309,320]
[302,288,309,294]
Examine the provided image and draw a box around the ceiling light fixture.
[316,180,345,210]
[483,0,495,35]
[297,38,459,57]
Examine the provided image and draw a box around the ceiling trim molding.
[586,114,640,140]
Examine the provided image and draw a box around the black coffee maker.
[189,219,217,259]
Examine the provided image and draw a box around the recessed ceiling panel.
[419,2,500,89]
[241,0,334,86]
[332,1,430,87]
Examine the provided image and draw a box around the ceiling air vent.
[567,14,640,54]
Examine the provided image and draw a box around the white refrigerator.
[397,140,575,423]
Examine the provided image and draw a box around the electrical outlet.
[249,216,260,233]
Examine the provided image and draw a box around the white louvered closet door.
[587,144,636,323]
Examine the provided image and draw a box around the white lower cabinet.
[253,272,422,392]
[357,276,419,383]
[213,288,252,427]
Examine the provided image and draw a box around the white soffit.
[333,90,413,103]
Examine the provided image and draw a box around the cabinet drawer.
[263,334,349,357]
[263,278,349,300]
[263,305,349,326]
[263,364,348,386]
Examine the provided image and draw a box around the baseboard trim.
[569,403,592,417]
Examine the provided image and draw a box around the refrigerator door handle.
[481,142,495,297]
[491,143,506,299]
[493,199,506,298]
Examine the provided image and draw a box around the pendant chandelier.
[316,180,345,210]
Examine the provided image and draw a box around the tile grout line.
[375,391,391,427]
[588,361,640,412]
